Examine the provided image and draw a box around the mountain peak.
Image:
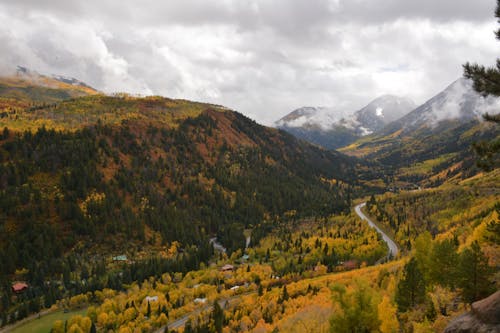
[350,95,416,131]
[12,66,98,93]
[275,95,415,149]
[390,78,500,133]
[275,106,351,131]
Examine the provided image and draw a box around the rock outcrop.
[443,290,500,333]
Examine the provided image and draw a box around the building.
[12,282,28,293]
[145,296,158,302]
[221,264,234,272]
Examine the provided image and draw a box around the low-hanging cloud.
[0,0,499,125]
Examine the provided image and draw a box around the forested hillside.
[0,74,497,333]
[0,89,359,324]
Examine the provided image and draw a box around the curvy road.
[154,202,399,333]
[354,202,399,258]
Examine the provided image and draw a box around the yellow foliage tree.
[97,312,109,327]
[378,295,399,333]
[52,320,65,333]
[67,323,84,333]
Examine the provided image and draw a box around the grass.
[10,309,87,333]
[398,153,457,176]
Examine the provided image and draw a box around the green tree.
[211,301,224,333]
[413,232,433,282]
[395,257,426,312]
[463,0,500,170]
[428,239,459,288]
[329,279,380,333]
[458,242,494,304]
[278,285,289,304]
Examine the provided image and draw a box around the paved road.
[354,202,399,258]
[154,293,253,333]
[154,202,398,333]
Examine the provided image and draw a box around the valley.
[0,67,498,332]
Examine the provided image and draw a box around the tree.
[395,258,426,312]
[329,279,380,333]
[458,242,494,304]
[428,239,459,288]
[463,0,500,170]
[278,285,289,304]
[211,301,224,333]
[378,295,399,333]
[413,232,433,283]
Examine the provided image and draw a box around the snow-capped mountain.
[383,78,500,135]
[340,78,500,188]
[275,106,352,131]
[275,95,415,149]
[339,95,416,136]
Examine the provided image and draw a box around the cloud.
[0,0,499,125]
[429,79,500,124]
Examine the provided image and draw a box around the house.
[112,255,127,261]
[194,298,207,304]
[221,264,234,272]
[342,260,358,270]
[145,296,158,302]
[12,282,28,293]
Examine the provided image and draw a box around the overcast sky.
[0,0,499,125]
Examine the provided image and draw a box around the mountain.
[0,67,99,111]
[275,95,415,149]
[341,95,416,135]
[0,86,359,285]
[341,78,500,188]
[379,78,499,136]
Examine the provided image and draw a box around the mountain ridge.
[275,95,415,149]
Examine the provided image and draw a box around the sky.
[0,0,499,125]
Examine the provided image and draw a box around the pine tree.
[211,301,224,333]
[463,0,500,170]
[428,239,459,289]
[395,257,426,312]
[278,285,289,304]
[458,242,494,304]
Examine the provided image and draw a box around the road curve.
[355,202,399,258]
[154,204,397,332]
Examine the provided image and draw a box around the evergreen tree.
[428,239,459,288]
[395,258,426,312]
[458,242,494,304]
[211,301,224,333]
[463,0,500,170]
[278,285,289,304]
[425,297,437,322]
